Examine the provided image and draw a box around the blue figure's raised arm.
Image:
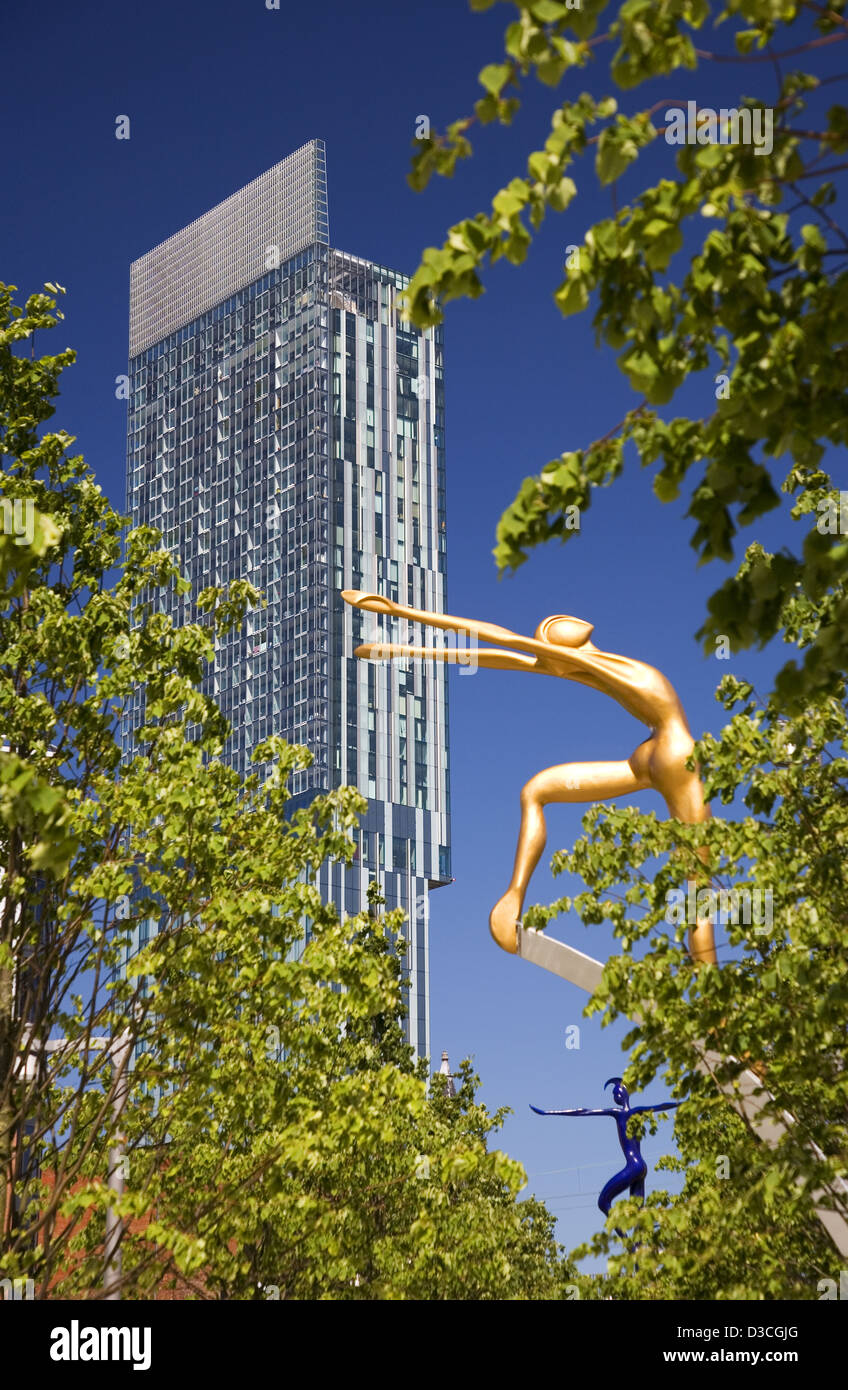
[530,1105,616,1117]
[630,1101,680,1115]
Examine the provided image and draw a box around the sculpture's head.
[604,1076,630,1108]
[535,615,594,648]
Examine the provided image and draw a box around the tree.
[402,0,848,1296]
[131,885,572,1302]
[1,283,571,1300]
[574,1088,835,1299]
[405,0,848,711]
[543,672,847,1299]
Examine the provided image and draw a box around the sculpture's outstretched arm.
[354,642,542,674]
[630,1102,680,1115]
[343,590,671,704]
[530,1105,616,1117]
[343,589,550,662]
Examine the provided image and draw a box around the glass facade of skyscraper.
[123,140,450,1057]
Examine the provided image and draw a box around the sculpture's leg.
[686,898,717,964]
[598,1165,634,1216]
[489,759,649,953]
[663,784,716,966]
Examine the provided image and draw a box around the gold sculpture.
[342,591,715,965]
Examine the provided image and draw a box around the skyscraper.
[123,140,451,1057]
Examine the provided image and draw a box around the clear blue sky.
[3,0,840,1262]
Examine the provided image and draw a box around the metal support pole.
[103,1031,131,1301]
[41,1030,131,1299]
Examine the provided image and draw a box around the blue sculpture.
[531,1078,679,1219]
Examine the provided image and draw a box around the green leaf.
[479,63,512,96]
[554,276,589,316]
[596,129,638,185]
[531,0,568,20]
